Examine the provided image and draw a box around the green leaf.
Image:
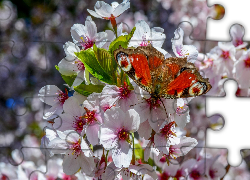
[93,45,117,83]
[74,84,104,96]
[75,48,115,85]
[55,65,77,87]
[108,26,136,55]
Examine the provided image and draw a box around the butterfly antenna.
[159,98,169,119]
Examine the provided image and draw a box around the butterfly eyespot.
[189,82,207,96]
[117,52,132,72]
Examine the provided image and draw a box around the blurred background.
[3,0,248,179]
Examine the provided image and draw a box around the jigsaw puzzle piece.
[207,0,250,41]
[206,79,250,167]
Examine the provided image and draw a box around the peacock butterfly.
[114,44,211,99]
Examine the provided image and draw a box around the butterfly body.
[114,44,211,99]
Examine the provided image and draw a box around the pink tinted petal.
[54,114,75,131]
[104,107,125,129]
[86,123,100,145]
[123,109,140,132]
[63,96,83,116]
[63,151,80,175]
[119,140,130,154]
[100,128,118,149]
[79,155,96,176]
[137,120,152,139]
[172,27,184,57]
[112,148,132,168]
[154,134,169,155]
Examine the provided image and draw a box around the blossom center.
[244,57,250,68]
[83,107,96,125]
[80,36,94,50]
[75,59,85,70]
[117,127,129,141]
[209,169,216,178]
[73,116,86,133]
[190,169,201,179]
[69,139,82,157]
[57,88,69,105]
[236,39,243,46]
[146,97,161,110]
[160,172,170,180]
[118,82,131,99]
[140,34,151,46]
[160,121,176,140]
[221,51,230,59]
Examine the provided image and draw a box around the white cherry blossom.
[129,20,166,49]
[172,27,198,63]
[47,130,95,176]
[58,41,90,87]
[38,85,69,120]
[233,49,250,89]
[71,16,107,50]
[87,0,130,20]
[100,107,140,168]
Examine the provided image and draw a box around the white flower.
[173,98,191,128]
[154,119,180,155]
[53,96,86,136]
[100,107,140,168]
[38,85,69,120]
[168,136,198,159]
[87,0,130,20]
[233,49,250,89]
[101,82,138,112]
[230,24,248,49]
[134,94,175,132]
[82,93,103,145]
[205,156,226,179]
[58,41,90,87]
[171,27,198,63]
[48,130,95,176]
[212,42,236,77]
[129,20,166,49]
[71,16,107,50]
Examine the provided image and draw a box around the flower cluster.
[38,0,227,179]
[195,24,250,97]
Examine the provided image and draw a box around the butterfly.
[114,44,212,99]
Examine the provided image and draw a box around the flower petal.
[86,123,100,145]
[63,151,81,175]
[94,1,113,18]
[113,0,130,17]
[112,148,132,168]
[85,16,97,40]
[87,9,103,18]
[63,96,83,116]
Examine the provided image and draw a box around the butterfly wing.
[114,45,154,93]
[161,57,212,98]
[114,45,212,98]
